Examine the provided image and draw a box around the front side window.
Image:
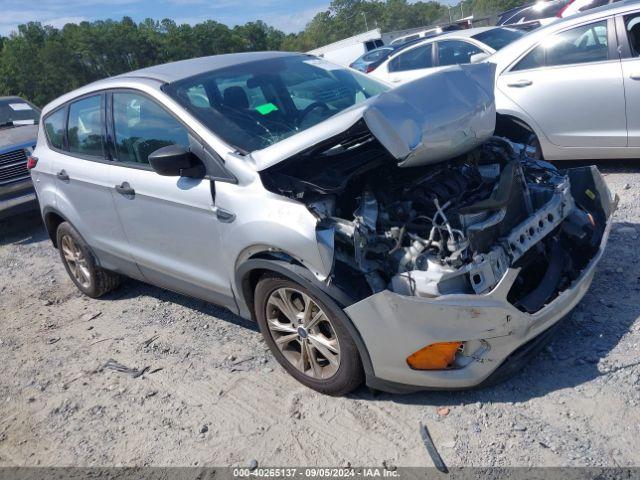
[626,13,640,57]
[44,108,66,150]
[164,55,388,152]
[388,44,433,72]
[68,95,104,157]
[546,21,609,66]
[437,40,483,66]
[513,20,609,70]
[112,92,189,165]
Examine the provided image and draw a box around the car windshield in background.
[0,98,40,129]
[472,28,526,50]
[164,55,389,152]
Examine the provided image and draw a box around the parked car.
[490,0,640,160]
[369,27,526,84]
[558,0,622,18]
[349,46,396,73]
[387,25,461,46]
[0,96,40,219]
[497,0,572,30]
[32,52,614,395]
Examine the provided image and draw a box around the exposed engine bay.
[261,124,609,314]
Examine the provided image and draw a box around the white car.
[559,0,621,18]
[369,27,526,85]
[491,0,640,160]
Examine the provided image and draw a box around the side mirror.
[148,145,205,178]
[470,52,490,63]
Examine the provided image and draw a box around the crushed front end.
[258,64,616,391]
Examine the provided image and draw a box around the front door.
[108,90,233,307]
[497,18,627,148]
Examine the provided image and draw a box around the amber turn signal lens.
[406,341,462,370]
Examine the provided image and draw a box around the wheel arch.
[42,207,68,248]
[495,113,537,141]
[234,253,375,378]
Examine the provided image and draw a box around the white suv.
[30,53,615,395]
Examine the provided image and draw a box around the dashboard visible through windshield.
[164,55,389,152]
[0,98,40,129]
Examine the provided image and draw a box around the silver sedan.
[490,0,640,160]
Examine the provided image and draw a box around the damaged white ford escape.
[31,52,616,395]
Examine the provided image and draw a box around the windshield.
[472,28,526,50]
[165,55,389,152]
[0,98,40,129]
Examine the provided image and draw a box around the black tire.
[254,275,364,396]
[56,221,121,298]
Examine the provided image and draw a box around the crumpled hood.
[251,62,496,171]
[0,125,38,152]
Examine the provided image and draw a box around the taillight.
[365,65,376,73]
[26,156,38,170]
[557,0,575,17]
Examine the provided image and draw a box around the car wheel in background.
[495,116,544,160]
[254,275,364,396]
[525,132,543,160]
[56,221,121,298]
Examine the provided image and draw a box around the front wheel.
[254,275,364,396]
[525,132,543,160]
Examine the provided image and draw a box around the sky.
[0,0,334,36]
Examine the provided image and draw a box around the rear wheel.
[254,275,364,395]
[56,222,121,298]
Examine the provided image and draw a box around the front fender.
[234,257,374,379]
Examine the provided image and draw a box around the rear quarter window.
[44,108,66,150]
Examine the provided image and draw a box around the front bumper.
[344,167,616,391]
[0,178,37,220]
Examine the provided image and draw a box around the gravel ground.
[0,161,639,468]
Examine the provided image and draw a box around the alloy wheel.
[60,234,91,289]
[265,287,341,380]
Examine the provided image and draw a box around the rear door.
[497,18,627,148]
[618,10,640,147]
[48,94,136,275]
[107,90,233,306]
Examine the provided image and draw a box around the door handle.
[56,170,69,181]
[211,205,235,223]
[115,181,135,196]
[507,79,533,88]
[630,73,640,80]
[390,78,402,83]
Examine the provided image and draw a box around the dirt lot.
[1,162,639,468]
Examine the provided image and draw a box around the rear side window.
[513,20,609,70]
[626,13,640,57]
[389,44,433,72]
[68,95,104,157]
[437,40,483,66]
[44,109,66,150]
[112,92,189,165]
